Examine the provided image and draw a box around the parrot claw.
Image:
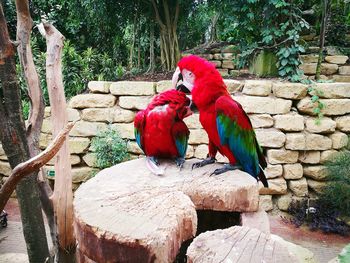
[146,156,164,176]
[175,157,185,170]
[209,164,241,176]
[192,157,216,170]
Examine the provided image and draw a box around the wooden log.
[73,158,259,262]
[187,226,300,263]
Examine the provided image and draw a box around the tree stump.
[73,158,259,262]
[187,226,300,263]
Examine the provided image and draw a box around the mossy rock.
[249,50,278,77]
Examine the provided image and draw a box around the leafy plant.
[91,126,130,169]
[219,0,308,81]
[285,198,350,236]
[306,82,326,124]
[339,244,350,263]
[285,150,350,236]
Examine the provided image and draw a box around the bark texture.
[40,22,76,260]
[0,3,49,262]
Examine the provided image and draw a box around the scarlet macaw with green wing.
[134,89,192,175]
[172,55,268,187]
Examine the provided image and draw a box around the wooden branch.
[40,21,76,250]
[0,122,74,212]
[150,0,165,30]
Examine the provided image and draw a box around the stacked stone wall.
[188,45,350,82]
[1,80,349,211]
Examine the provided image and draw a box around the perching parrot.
[171,55,268,187]
[134,89,192,175]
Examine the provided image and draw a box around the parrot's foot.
[192,157,216,170]
[175,157,185,169]
[146,156,164,176]
[210,164,242,176]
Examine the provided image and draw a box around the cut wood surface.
[74,158,259,262]
[187,226,300,263]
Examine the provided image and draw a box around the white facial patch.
[182,69,195,91]
[148,104,168,116]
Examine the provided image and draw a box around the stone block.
[212,53,222,60]
[285,133,305,150]
[113,108,135,123]
[67,108,81,122]
[224,79,244,93]
[83,153,98,167]
[259,195,273,211]
[70,121,108,137]
[186,145,194,159]
[324,55,348,64]
[69,137,90,154]
[39,133,52,149]
[194,144,208,159]
[298,151,320,164]
[267,149,299,164]
[276,193,292,211]
[41,119,52,134]
[222,60,235,69]
[47,154,81,166]
[305,133,332,150]
[274,113,304,131]
[44,106,51,117]
[110,81,155,96]
[303,165,327,181]
[313,83,350,98]
[339,66,350,75]
[283,163,303,179]
[300,54,319,63]
[72,167,99,183]
[221,45,238,53]
[332,75,350,82]
[320,150,338,164]
[297,97,350,116]
[189,129,208,144]
[329,131,349,149]
[250,50,278,77]
[300,63,317,75]
[69,94,116,109]
[0,161,11,176]
[119,96,152,110]
[222,53,234,60]
[217,68,229,77]
[248,114,274,128]
[156,80,172,93]
[264,164,283,179]
[210,60,222,68]
[82,108,114,123]
[272,82,308,100]
[112,123,135,139]
[127,141,144,155]
[288,178,308,197]
[242,80,272,96]
[259,177,287,195]
[305,117,336,133]
[88,81,112,93]
[184,114,201,129]
[255,129,286,148]
[234,95,292,114]
[321,63,339,75]
[307,179,326,194]
[335,115,350,132]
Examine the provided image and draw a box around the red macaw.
[171,55,268,187]
[134,89,192,175]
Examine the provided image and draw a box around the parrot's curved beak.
[171,67,181,89]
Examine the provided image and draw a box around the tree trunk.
[15,0,57,254]
[316,0,331,80]
[150,0,180,70]
[209,12,220,43]
[0,3,50,263]
[147,22,155,73]
[40,22,76,262]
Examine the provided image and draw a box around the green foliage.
[22,100,30,120]
[306,83,325,124]
[219,0,308,81]
[91,126,130,169]
[319,150,350,218]
[339,244,350,263]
